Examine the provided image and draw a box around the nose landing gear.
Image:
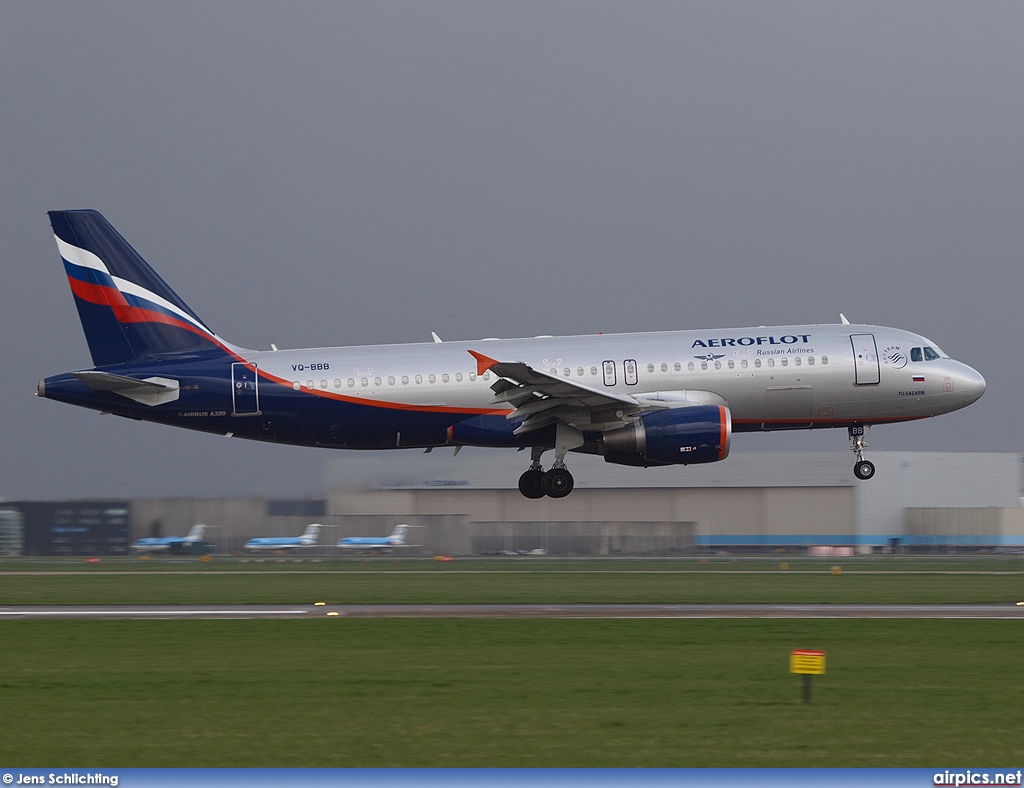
[849,425,875,480]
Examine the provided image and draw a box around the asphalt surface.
[1,603,1023,619]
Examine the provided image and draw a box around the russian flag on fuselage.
[49,210,224,366]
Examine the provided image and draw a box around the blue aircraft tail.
[49,210,225,367]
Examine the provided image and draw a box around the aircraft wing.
[469,350,648,435]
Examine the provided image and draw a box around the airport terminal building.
[3,451,1023,556]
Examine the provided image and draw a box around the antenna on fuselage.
[840,313,851,325]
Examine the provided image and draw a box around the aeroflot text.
[691,335,812,348]
[934,771,1023,786]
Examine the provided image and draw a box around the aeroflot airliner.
[38,211,986,498]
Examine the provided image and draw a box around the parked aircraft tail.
[184,524,206,542]
[48,210,227,367]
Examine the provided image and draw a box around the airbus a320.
[38,211,986,498]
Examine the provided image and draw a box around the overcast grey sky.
[2,1,1021,501]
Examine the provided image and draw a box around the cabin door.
[850,334,880,385]
[232,363,260,415]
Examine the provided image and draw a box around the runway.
[1,603,1023,619]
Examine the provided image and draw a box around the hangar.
[3,451,1022,556]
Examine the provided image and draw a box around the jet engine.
[601,405,731,467]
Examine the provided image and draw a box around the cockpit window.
[911,346,945,362]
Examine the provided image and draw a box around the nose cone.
[962,365,986,405]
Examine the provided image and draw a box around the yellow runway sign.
[790,649,826,675]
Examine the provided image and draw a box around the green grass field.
[1,560,1022,604]
[2,557,1022,766]
[1,618,1022,767]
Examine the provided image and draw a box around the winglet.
[468,349,498,375]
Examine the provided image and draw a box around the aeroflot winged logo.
[691,334,812,348]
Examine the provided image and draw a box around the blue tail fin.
[49,210,224,367]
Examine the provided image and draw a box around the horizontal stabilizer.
[71,371,179,407]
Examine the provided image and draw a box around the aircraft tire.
[854,460,875,480]
[518,469,546,499]
[541,468,574,498]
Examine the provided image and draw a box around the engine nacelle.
[601,405,732,467]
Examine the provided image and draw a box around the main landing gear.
[849,425,875,480]
[518,446,575,499]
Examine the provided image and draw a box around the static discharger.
[790,649,826,704]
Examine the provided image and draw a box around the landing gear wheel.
[518,469,545,499]
[854,460,875,480]
[541,467,574,498]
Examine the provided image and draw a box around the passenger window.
[767,359,774,368]
[347,379,355,387]
[754,359,761,368]
[674,362,681,372]
[741,359,748,369]
[442,373,449,383]
[469,373,476,381]
[374,377,382,386]
[360,378,368,387]
[456,373,463,382]
[591,367,598,376]
[781,358,788,367]
[320,380,328,389]
[647,363,655,373]
[821,356,828,365]
[661,363,668,373]
[402,376,409,385]
[727,360,734,369]
[701,362,708,371]
[564,368,571,377]
[429,374,436,384]
[911,348,923,362]
[334,379,341,388]
[415,375,422,384]
[687,362,694,371]
[807,357,814,366]
[714,361,721,370]
[388,376,395,385]
[577,367,584,376]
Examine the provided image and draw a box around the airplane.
[131,524,209,554]
[337,524,414,552]
[38,210,986,499]
[243,523,322,552]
